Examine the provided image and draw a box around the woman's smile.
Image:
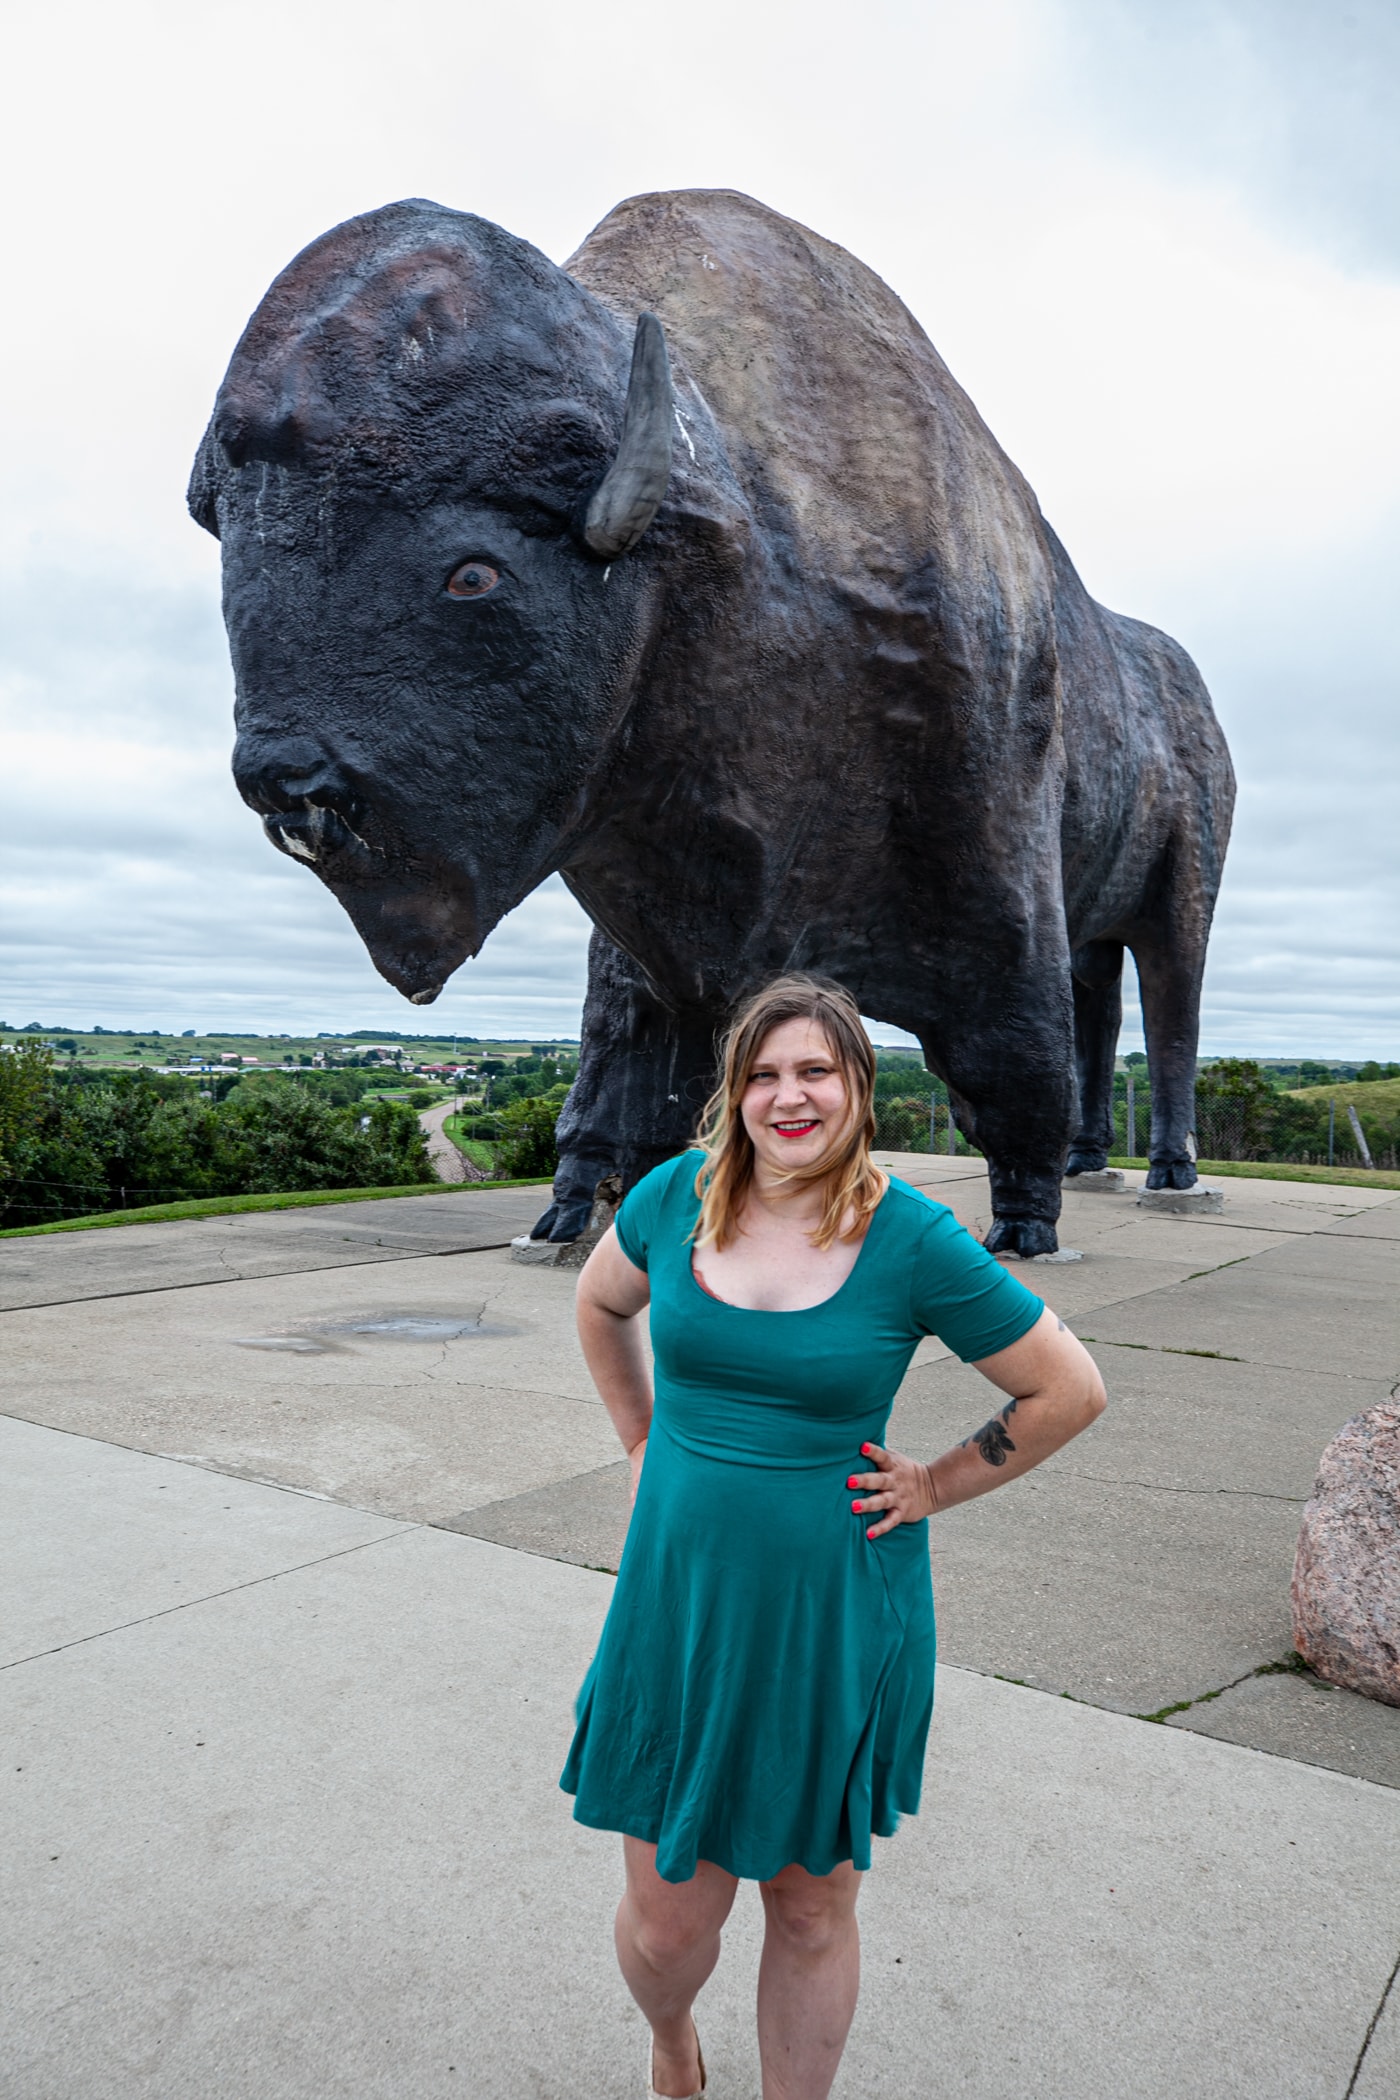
[741,1016,854,1179]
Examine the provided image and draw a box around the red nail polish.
[861,1444,871,1456]
[851,1500,861,1512]
[846,1476,857,1488]
[866,1528,876,1540]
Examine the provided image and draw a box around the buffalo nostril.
[232,737,359,820]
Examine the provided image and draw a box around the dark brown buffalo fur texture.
[191,189,1234,1255]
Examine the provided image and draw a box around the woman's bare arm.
[576,1226,654,1498]
[850,1306,1106,1538]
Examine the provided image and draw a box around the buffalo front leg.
[923,971,1076,1259]
[1065,940,1124,1175]
[530,930,721,1242]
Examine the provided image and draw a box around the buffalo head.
[189,200,686,1002]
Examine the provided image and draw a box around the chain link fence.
[870,1084,1396,1169]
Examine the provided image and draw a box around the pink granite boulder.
[1291,1401,1400,1706]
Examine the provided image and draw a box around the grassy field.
[0,1177,554,1239]
[0,1026,575,1072]
[1287,1077,1400,1116]
[1108,1156,1400,1191]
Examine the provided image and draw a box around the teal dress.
[560,1153,1042,1883]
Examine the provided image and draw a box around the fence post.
[929,1095,938,1153]
[947,1103,957,1156]
[1125,1073,1135,1160]
[1327,1098,1335,1169]
[1346,1104,1374,1169]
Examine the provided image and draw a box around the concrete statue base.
[1136,1185,1224,1215]
[511,1177,621,1269]
[1063,1169,1127,1192]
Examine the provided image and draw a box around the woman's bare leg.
[616,1835,739,2097]
[756,1861,863,2100]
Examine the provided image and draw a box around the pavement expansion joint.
[0,1237,522,1315]
[1080,1335,1244,1361]
[1,1524,416,1674]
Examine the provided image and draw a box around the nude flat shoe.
[648,2020,706,2099]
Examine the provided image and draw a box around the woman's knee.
[624,1892,719,1976]
[760,1865,860,1955]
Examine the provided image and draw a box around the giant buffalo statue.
[190,188,1234,1256]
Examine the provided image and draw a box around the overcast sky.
[1,0,1395,1051]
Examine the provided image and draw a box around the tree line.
[0,1048,435,1227]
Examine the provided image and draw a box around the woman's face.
[740,1017,853,1180]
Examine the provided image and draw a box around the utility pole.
[1346,1104,1373,1170]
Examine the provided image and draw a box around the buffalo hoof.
[530,1202,588,1243]
[547,1196,595,1243]
[1064,1148,1109,1176]
[528,1200,592,1242]
[1145,1157,1197,1191]
[983,1216,1059,1259]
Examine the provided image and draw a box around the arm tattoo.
[964,1396,1018,1467]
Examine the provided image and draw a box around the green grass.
[1288,1076,1400,1115]
[0,1176,554,1239]
[442,1112,497,1174]
[1108,1156,1400,1191]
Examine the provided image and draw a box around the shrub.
[874,1096,934,1151]
[493,1085,570,1179]
[0,1069,435,1225]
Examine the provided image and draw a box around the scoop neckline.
[685,1182,889,1315]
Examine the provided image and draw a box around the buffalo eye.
[446,560,501,599]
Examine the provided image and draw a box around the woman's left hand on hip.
[847,1442,937,1539]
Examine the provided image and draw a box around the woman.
[561,975,1105,2100]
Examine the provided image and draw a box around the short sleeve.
[906,1194,1044,1361]
[613,1153,695,1272]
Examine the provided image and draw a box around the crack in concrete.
[1080,1336,1384,1381]
[1345,1941,1400,2100]
[1048,1466,1306,1505]
[1135,1654,1312,1725]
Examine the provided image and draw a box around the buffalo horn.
[583,313,674,558]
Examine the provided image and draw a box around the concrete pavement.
[3,1162,1399,2096]
[6,1412,1399,2100]
[0,1184,547,1312]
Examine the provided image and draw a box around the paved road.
[416,1099,480,1184]
[4,1161,1398,2096]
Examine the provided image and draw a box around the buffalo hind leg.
[1065,940,1124,1174]
[1132,928,1204,1190]
[531,929,720,1242]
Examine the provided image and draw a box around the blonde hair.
[692,974,888,1252]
